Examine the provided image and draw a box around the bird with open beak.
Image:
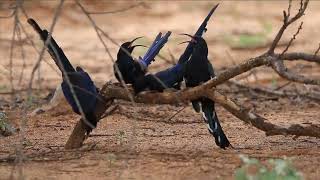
[114,32,171,85]
[131,4,220,93]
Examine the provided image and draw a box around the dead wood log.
[64,97,113,149]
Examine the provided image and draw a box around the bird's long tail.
[27,18,75,73]
[178,4,219,64]
[201,99,230,149]
[139,31,171,69]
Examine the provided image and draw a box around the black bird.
[114,36,145,84]
[132,4,219,93]
[183,35,230,149]
[28,18,101,134]
[114,32,171,85]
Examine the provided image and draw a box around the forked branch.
[64,0,319,148]
[268,0,309,54]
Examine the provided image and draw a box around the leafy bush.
[0,112,8,131]
[235,155,302,180]
[0,112,15,136]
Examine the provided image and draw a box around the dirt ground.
[0,1,320,179]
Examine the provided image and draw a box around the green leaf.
[235,156,302,180]
[235,168,248,180]
[239,154,259,165]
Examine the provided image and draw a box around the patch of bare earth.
[0,1,319,179]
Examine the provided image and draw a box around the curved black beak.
[131,44,148,48]
[179,33,197,44]
[129,36,144,47]
[178,41,192,45]
[179,33,194,39]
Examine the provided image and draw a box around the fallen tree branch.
[204,90,320,137]
[64,96,113,149]
[64,0,320,149]
[279,52,320,63]
[271,58,320,85]
[266,0,320,86]
[66,46,320,148]
[99,83,320,138]
[228,80,320,103]
[202,55,270,89]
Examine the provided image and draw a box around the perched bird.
[132,4,219,93]
[183,35,230,149]
[114,32,171,85]
[28,18,101,134]
[114,36,145,84]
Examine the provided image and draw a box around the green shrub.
[0,112,16,137]
[235,155,302,180]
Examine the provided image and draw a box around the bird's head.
[119,36,146,55]
[179,33,208,56]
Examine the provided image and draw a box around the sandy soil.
[0,1,320,179]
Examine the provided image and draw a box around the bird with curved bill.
[114,32,171,85]
[132,4,220,94]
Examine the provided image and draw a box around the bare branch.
[87,2,144,15]
[75,1,136,103]
[99,83,320,138]
[100,104,118,119]
[157,54,176,65]
[28,0,65,90]
[271,59,320,85]
[93,53,268,105]
[313,43,320,58]
[205,90,320,138]
[268,0,309,54]
[165,106,187,122]
[280,21,303,57]
[18,4,61,75]
[65,96,111,149]
[228,80,320,103]
[206,55,270,88]
[8,3,18,95]
[287,0,292,18]
[279,52,320,64]
[0,7,16,19]
[168,48,177,65]
[16,23,26,85]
